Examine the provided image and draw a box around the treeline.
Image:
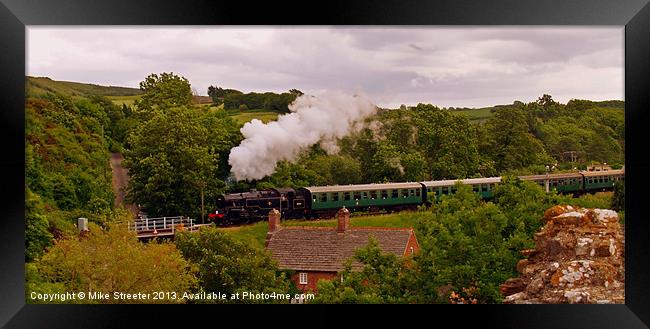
[246,95,623,192]
[208,85,303,113]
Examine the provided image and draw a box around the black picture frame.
[1,0,649,327]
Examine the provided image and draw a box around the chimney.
[266,208,281,247]
[336,207,350,233]
[77,218,88,233]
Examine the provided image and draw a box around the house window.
[410,247,414,255]
[299,272,308,285]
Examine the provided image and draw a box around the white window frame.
[299,272,308,285]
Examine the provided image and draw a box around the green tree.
[135,72,193,114]
[485,107,553,172]
[25,189,54,262]
[32,222,197,303]
[313,238,416,304]
[612,180,624,211]
[174,227,291,303]
[123,107,223,219]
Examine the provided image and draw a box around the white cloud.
[27,26,623,108]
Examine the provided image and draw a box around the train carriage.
[422,177,502,200]
[519,172,584,193]
[210,167,624,226]
[582,169,624,191]
[299,182,425,216]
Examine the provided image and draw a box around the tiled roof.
[266,227,415,272]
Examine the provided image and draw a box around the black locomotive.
[209,188,308,225]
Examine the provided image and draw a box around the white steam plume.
[228,91,378,181]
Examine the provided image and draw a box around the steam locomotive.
[208,169,624,226]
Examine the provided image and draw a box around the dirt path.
[110,153,138,216]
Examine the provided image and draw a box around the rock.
[501,205,624,304]
[594,244,611,257]
[500,278,525,296]
[517,259,529,273]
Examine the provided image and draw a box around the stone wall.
[501,205,624,304]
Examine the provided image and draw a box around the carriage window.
[332,192,339,202]
[313,194,317,202]
[473,185,479,192]
[451,187,457,193]
[344,192,351,201]
[381,190,388,199]
[415,189,420,196]
[402,189,408,198]
[427,187,431,193]
[409,189,415,197]
[441,187,448,195]
[392,189,399,198]
[481,184,488,192]
[370,191,377,199]
[321,193,328,202]
[362,192,368,199]
[354,191,361,200]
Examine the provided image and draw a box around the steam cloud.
[228,91,378,181]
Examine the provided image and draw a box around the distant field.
[226,108,281,125]
[450,107,494,122]
[218,211,423,247]
[107,95,142,107]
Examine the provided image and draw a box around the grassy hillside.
[106,95,142,107]
[27,76,142,98]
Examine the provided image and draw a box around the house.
[265,207,419,292]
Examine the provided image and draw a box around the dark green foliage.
[207,85,242,104]
[484,107,553,172]
[174,227,292,303]
[124,107,241,219]
[25,94,114,214]
[313,178,581,304]
[223,91,297,113]
[25,189,54,262]
[612,180,625,211]
[135,72,193,113]
[314,238,417,303]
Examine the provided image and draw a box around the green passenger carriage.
[422,177,502,200]
[300,182,425,215]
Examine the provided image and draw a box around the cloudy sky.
[27,27,623,108]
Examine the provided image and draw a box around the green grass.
[106,95,142,107]
[27,76,142,98]
[450,107,494,122]
[219,211,423,247]
[216,222,269,249]
[227,108,280,124]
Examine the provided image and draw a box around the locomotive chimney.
[266,208,281,247]
[336,206,350,233]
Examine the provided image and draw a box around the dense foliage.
[208,85,301,113]
[314,179,597,304]
[174,227,293,303]
[28,222,197,304]
[123,106,241,219]
[135,72,194,114]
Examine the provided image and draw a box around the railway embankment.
[501,205,624,304]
